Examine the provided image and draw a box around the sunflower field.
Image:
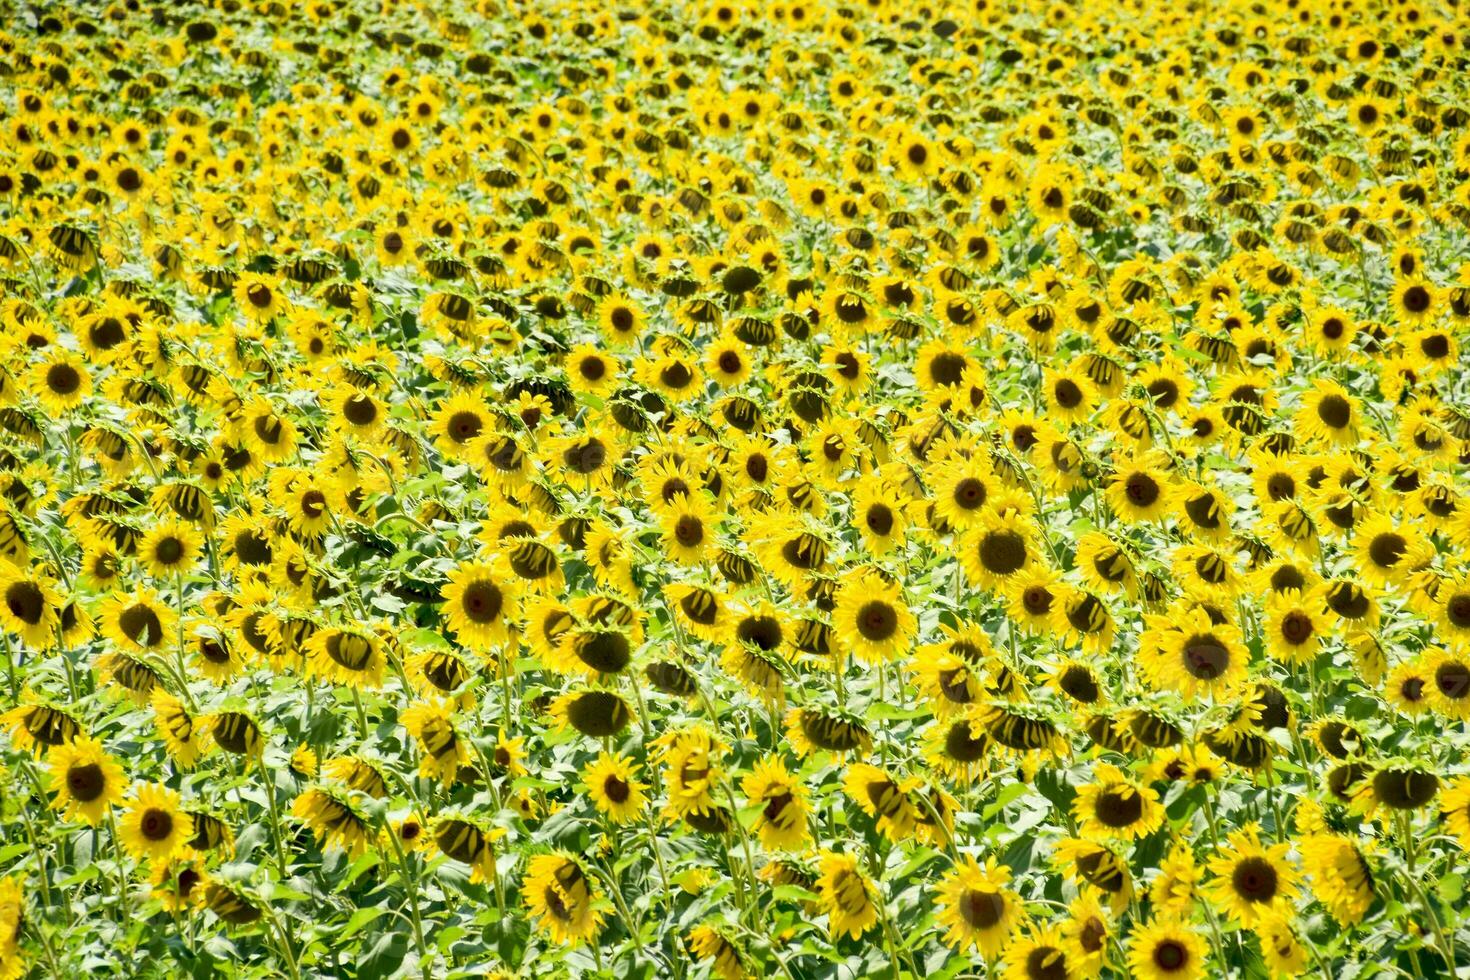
[5,0,1470,977]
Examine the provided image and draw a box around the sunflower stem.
[173,569,198,711]
[642,809,675,910]
[384,823,432,980]
[256,759,291,880]
[104,810,134,934]
[593,857,646,956]
[351,686,368,739]
[263,905,304,980]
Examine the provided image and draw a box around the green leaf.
[337,906,386,942]
[358,930,410,980]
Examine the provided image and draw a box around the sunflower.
[822,342,873,396]
[843,762,920,841]
[306,626,386,690]
[1139,607,1248,701]
[1059,893,1111,974]
[0,877,19,977]
[1047,657,1103,707]
[549,425,619,489]
[1204,825,1299,926]
[1055,836,1134,915]
[1391,279,1437,324]
[741,756,810,850]
[467,431,534,491]
[1299,833,1375,925]
[137,520,201,578]
[1262,590,1324,666]
[752,513,830,591]
[151,691,209,768]
[961,507,1037,592]
[1425,647,1470,720]
[48,735,127,825]
[1042,367,1097,423]
[551,689,633,740]
[583,752,647,825]
[1105,453,1174,522]
[914,339,972,392]
[1052,587,1115,654]
[1384,655,1433,716]
[565,343,619,397]
[270,469,337,539]
[291,786,374,858]
[1150,843,1201,913]
[290,745,319,779]
[1003,924,1074,980]
[119,783,194,863]
[31,351,91,414]
[849,478,908,555]
[524,853,605,946]
[441,559,520,651]
[1319,578,1379,631]
[0,561,61,649]
[0,700,81,755]
[1031,428,1088,495]
[209,711,263,761]
[98,586,176,655]
[935,855,1026,958]
[234,273,287,321]
[237,397,299,463]
[597,292,646,346]
[1126,916,1208,980]
[401,700,470,784]
[150,853,210,913]
[325,384,386,439]
[832,569,915,664]
[979,702,1068,760]
[1073,762,1165,842]
[429,390,491,459]
[705,333,751,387]
[433,816,497,883]
[1351,513,1432,589]
[659,493,718,565]
[1075,532,1138,598]
[815,851,879,940]
[687,923,746,980]
[929,453,1002,531]
[407,647,475,706]
[1294,379,1361,447]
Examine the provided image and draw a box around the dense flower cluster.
[0,0,1468,977]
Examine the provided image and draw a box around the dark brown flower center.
[978,530,1026,575]
[5,581,44,625]
[1401,285,1430,313]
[954,477,986,509]
[1094,786,1144,827]
[119,603,163,646]
[46,364,81,395]
[603,774,631,804]
[1153,939,1188,972]
[1124,472,1159,507]
[959,889,1005,929]
[141,807,174,841]
[1280,611,1313,645]
[1231,857,1278,902]
[461,580,503,623]
[1183,634,1229,679]
[1026,945,1068,980]
[1436,661,1470,699]
[1316,394,1351,429]
[67,763,105,803]
[856,601,898,642]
